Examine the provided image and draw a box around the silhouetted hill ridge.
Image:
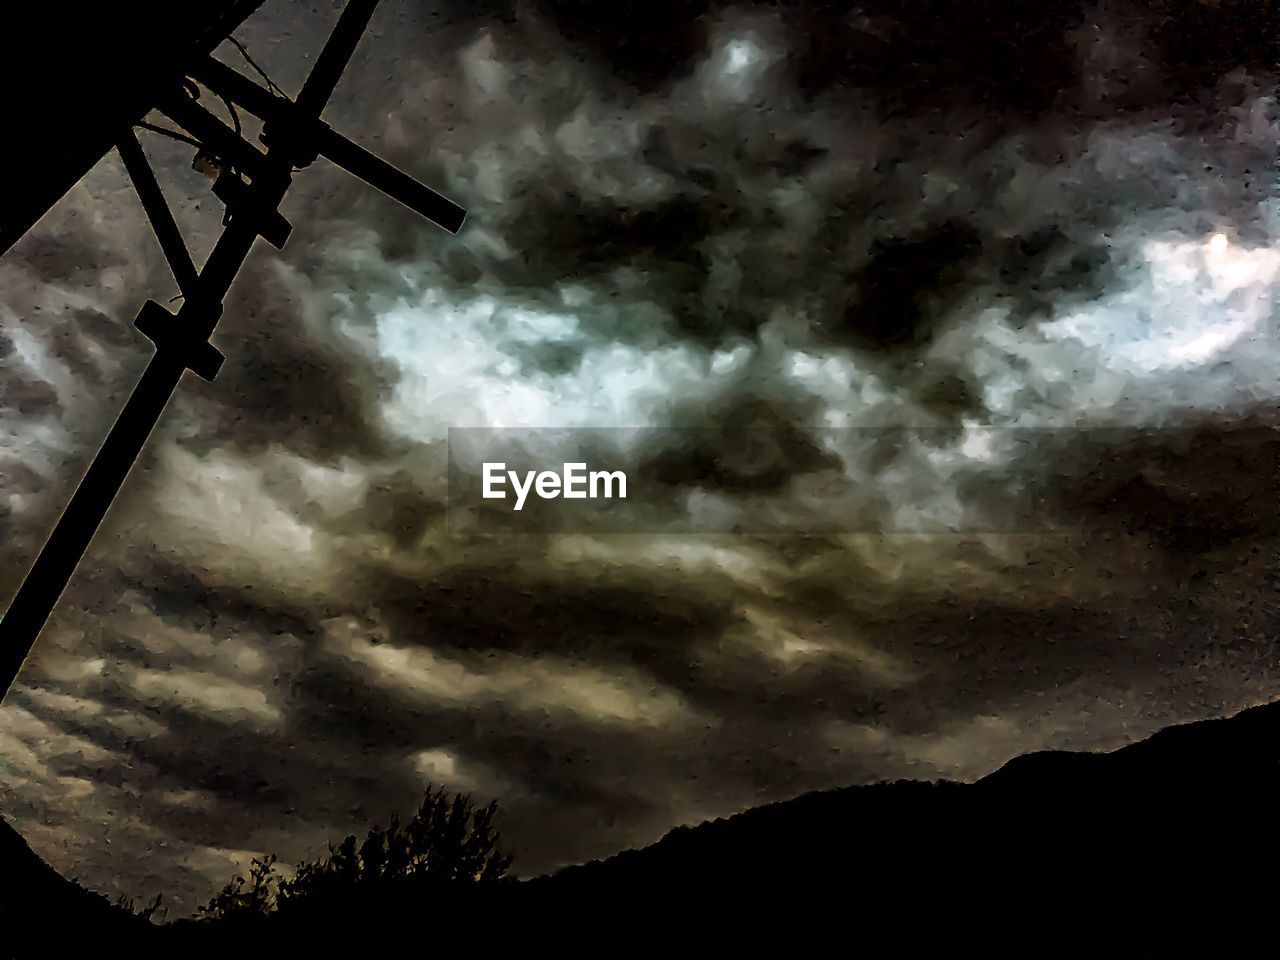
[0,815,146,955]
[531,696,1280,918]
[5,696,1280,953]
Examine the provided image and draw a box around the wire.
[135,121,202,149]
[228,35,287,98]
[216,90,242,138]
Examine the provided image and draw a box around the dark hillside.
[7,697,1280,953]
[149,697,1280,953]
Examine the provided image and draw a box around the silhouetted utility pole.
[0,0,465,700]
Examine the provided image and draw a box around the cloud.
[324,615,702,729]
[0,0,1276,915]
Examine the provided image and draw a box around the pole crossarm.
[117,128,200,299]
[0,0,467,701]
[190,57,467,234]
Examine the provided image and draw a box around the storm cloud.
[0,0,1276,914]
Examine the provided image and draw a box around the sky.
[0,0,1276,916]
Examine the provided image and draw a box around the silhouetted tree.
[197,786,513,919]
[198,854,279,920]
[114,892,165,922]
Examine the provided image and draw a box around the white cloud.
[326,616,700,729]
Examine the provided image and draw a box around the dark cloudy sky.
[0,0,1276,916]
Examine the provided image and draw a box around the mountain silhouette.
[5,697,1280,954]
[0,815,149,955]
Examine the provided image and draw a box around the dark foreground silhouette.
[5,697,1280,954]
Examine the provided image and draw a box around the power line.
[228,35,286,99]
[135,120,202,149]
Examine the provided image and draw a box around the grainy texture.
[0,0,1275,916]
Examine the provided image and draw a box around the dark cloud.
[0,0,1277,917]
